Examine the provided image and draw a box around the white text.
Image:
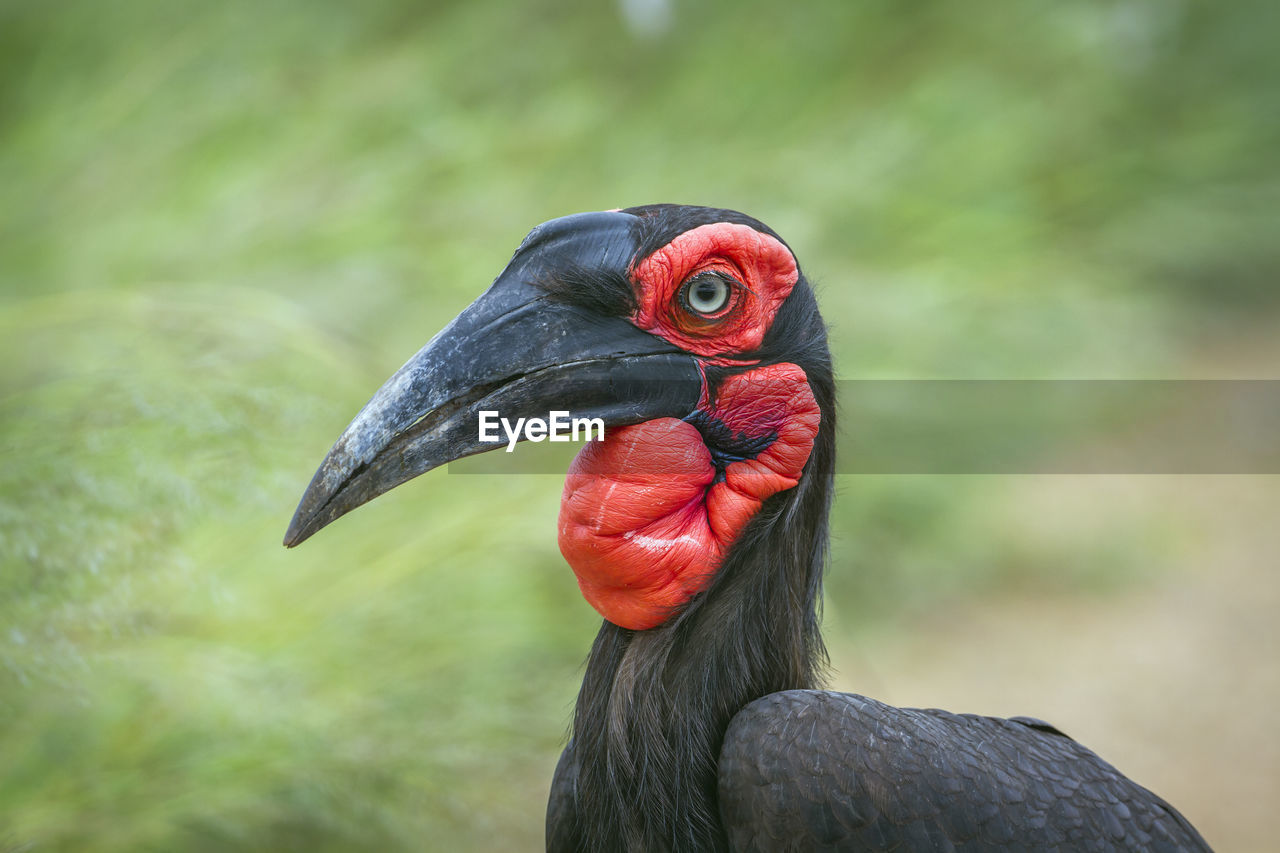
[478,410,605,452]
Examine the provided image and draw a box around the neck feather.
[563,419,834,852]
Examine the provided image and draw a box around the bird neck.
[564,425,834,852]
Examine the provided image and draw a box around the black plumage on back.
[718,691,1211,852]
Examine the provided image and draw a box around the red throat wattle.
[558,363,820,630]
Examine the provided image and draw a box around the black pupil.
[695,281,720,306]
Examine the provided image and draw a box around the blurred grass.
[1,0,1277,849]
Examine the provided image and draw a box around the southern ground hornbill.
[285,205,1211,852]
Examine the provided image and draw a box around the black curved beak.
[284,211,702,547]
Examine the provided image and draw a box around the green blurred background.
[2,0,1277,850]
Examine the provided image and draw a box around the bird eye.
[679,273,733,317]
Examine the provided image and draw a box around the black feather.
[718,691,1212,852]
[531,261,637,318]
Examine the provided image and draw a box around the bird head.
[285,205,833,630]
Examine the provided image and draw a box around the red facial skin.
[557,223,820,630]
[629,222,799,359]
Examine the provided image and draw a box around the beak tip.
[282,510,316,549]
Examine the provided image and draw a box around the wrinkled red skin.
[557,221,817,630]
[630,223,798,359]
[559,365,819,629]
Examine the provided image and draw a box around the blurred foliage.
[1,0,1276,849]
